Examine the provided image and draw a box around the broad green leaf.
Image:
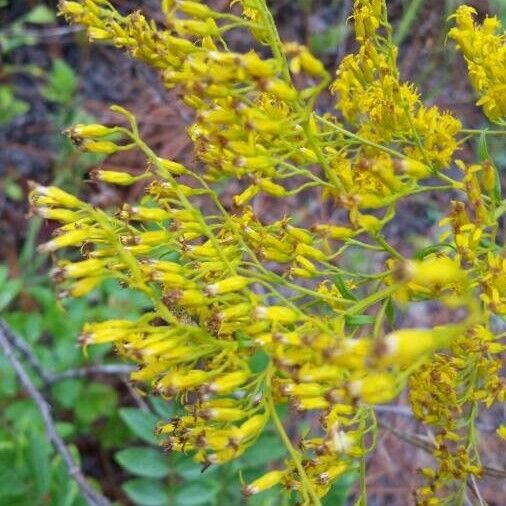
[96,412,132,449]
[175,481,219,506]
[322,471,358,506]
[310,25,346,54]
[0,86,29,124]
[249,349,269,374]
[41,59,77,104]
[4,399,42,429]
[149,396,175,418]
[55,422,75,440]
[24,5,55,24]
[26,428,51,502]
[75,382,117,424]
[50,454,81,506]
[174,457,218,481]
[119,407,159,445]
[122,478,168,506]
[115,447,170,478]
[240,433,286,468]
[52,380,83,410]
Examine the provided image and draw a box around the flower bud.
[177,1,213,18]
[243,470,285,496]
[91,169,141,185]
[205,276,251,295]
[254,306,299,324]
[81,140,121,154]
[70,123,115,138]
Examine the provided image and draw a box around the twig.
[48,364,135,383]
[0,320,52,383]
[1,320,134,384]
[374,405,413,417]
[0,25,84,39]
[122,378,151,411]
[0,321,111,506]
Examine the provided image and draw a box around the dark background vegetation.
[0,1,505,505]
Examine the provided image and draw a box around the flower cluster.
[449,6,506,123]
[410,325,505,504]
[29,1,506,503]
[331,0,461,166]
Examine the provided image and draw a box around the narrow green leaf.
[0,279,22,312]
[333,274,357,301]
[345,314,375,327]
[478,130,490,162]
[414,243,456,260]
[385,298,395,326]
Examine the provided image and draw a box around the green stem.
[265,389,321,506]
[345,283,403,317]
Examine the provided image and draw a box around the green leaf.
[385,297,395,326]
[96,412,132,449]
[248,349,269,374]
[310,25,346,54]
[333,274,357,301]
[119,407,159,445]
[149,397,175,419]
[24,5,55,24]
[52,379,83,410]
[174,457,218,481]
[175,481,220,506]
[0,279,22,312]
[4,181,23,201]
[0,86,30,125]
[122,478,168,506]
[115,447,170,478]
[414,242,456,260]
[75,382,117,425]
[0,265,8,284]
[4,399,42,429]
[55,422,75,440]
[478,130,490,162]
[478,131,502,205]
[26,428,51,501]
[322,471,358,506]
[240,433,286,468]
[345,314,375,327]
[41,59,77,104]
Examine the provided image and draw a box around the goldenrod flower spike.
[31,1,506,503]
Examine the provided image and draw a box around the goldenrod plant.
[29,1,505,504]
